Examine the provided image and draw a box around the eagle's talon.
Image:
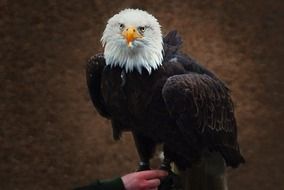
[136,162,150,171]
[159,164,171,172]
[160,158,172,172]
[158,171,182,190]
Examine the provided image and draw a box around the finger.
[138,170,168,179]
[146,179,161,188]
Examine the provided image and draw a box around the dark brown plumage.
[86,31,244,170]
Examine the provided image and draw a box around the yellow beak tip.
[128,42,133,47]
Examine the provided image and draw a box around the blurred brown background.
[1,0,283,189]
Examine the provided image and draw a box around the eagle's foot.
[158,171,183,190]
[136,161,150,171]
[160,158,172,172]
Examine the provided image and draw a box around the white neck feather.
[103,39,163,74]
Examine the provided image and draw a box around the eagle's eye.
[138,26,145,33]
[119,23,125,30]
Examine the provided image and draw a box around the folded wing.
[162,73,245,167]
[86,53,110,118]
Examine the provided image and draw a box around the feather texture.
[86,30,245,169]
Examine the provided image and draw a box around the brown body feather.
[86,31,244,169]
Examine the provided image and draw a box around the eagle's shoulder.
[162,31,221,81]
[163,30,182,62]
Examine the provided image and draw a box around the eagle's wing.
[86,53,110,118]
[162,73,244,167]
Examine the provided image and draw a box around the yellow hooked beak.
[122,26,143,47]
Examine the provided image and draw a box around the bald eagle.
[87,9,244,171]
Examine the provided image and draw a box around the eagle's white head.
[101,9,163,74]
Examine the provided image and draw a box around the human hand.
[121,170,168,190]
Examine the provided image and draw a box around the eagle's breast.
[101,65,172,126]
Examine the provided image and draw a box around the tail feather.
[217,147,245,168]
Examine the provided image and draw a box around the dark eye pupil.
[140,27,145,31]
[119,24,124,29]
